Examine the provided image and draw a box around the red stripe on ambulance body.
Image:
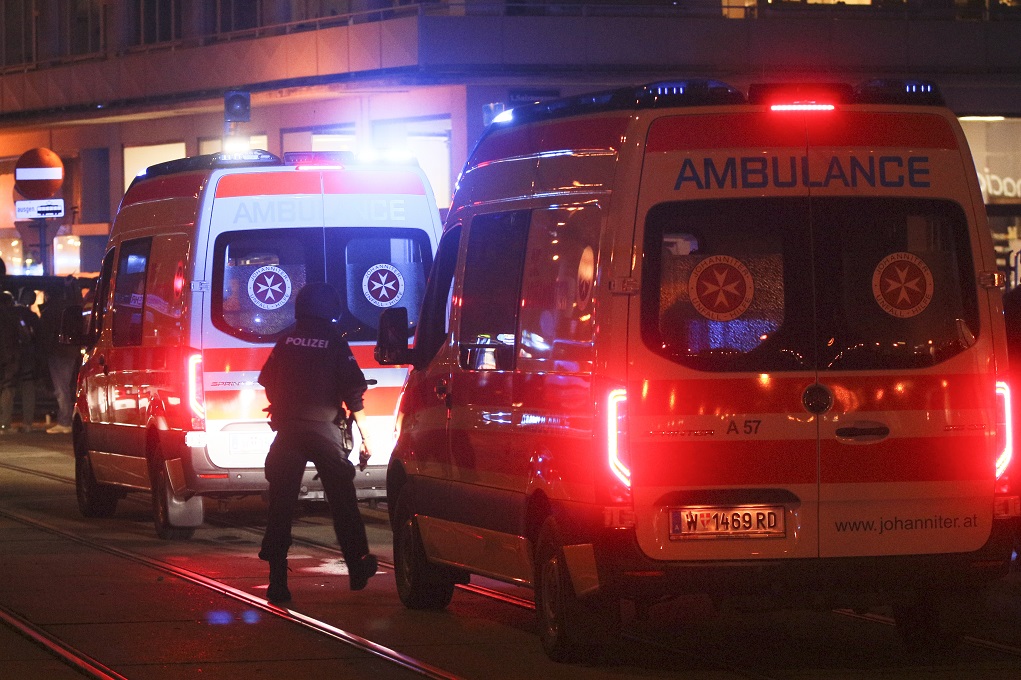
[203,343,387,374]
[636,376,812,415]
[121,171,208,209]
[635,439,817,487]
[323,170,425,195]
[214,171,320,198]
[646,112,958,153]
[636,373,988,416]
[204,347,271,373]
[820,434,992,484]
[471,116,630,166]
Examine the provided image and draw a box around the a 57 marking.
[726,419,762,435]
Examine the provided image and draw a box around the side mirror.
[375,307,414,365]
[58,305,86,346]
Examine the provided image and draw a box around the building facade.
[1,0,1020,276]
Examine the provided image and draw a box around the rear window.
[213,227,432,343]
[642,197,978,372]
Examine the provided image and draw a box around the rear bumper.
[353,465,387,500]
[179,433,386,501]
[558,507,1015,606]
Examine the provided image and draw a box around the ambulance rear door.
[201,168,328,471]
[201,166,437,471]
[805,108,998,558]
[629,109,823,562]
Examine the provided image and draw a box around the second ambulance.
[69,150,440,540]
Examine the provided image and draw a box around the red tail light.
[188,352,205,430]
[770,103,835,112]
[607,388,630,488]
[996,380,1013,480]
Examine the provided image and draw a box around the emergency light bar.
[282,150,354,166]
[489,79,746,128]
[854,79,944,106]
[139,149,281,182]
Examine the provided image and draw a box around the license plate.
[669,505,785,539]
[229,431,276,455]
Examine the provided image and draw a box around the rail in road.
[3,443,1021,679]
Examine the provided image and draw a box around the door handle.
[434,378,449,400]
[435,378,453,412]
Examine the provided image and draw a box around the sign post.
[13,148,64,276]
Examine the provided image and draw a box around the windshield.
[642,197,978,372]
[213,227,432,343]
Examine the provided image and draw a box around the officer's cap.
[295,282,342,322]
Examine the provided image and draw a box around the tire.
[393,495,455,610]
[534,516,619,663]
[74,444,118,518]
[148,438,199,541]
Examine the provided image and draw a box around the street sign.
[15,198,65,220]
[14,147,64,200]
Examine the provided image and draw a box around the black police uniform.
[257,283,376,601]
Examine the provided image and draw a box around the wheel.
[74,428,118,518]
[534,516,619,663]
[393,495,455,610]
[148,438,201,540]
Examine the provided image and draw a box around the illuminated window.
[199,135,270,155]
[123,142,186,192]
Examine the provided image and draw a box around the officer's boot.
[267,559,291,603]
[349,554,378,591]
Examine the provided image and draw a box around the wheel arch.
[386,458,410,532]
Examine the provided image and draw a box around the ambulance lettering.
[353,198,406,223]
[673,155,931,191]
[232,199,317,224]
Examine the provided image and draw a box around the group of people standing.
[0,276,80,435]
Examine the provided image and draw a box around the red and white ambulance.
[376,80,1019,659]
[68,149,440,539]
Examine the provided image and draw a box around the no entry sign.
[14,147,64,200]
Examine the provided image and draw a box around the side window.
[143,235,190,345]
[415,226,461,367]
[459,211,529,371]
[517,206,601,374]
[90,249,116,341]
[112,237,152,347]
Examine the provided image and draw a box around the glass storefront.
[960,118,1021,285]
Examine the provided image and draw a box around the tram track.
[0,601,129,680]
[0,505,463,680]
[5,457,1021,678]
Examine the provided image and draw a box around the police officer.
[257,282,378,603]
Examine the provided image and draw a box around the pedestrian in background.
[0,287,39,430]
[257,282,378,603]
[0,291,20,435]
[0,289,40,433]
[39,277,81,434]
